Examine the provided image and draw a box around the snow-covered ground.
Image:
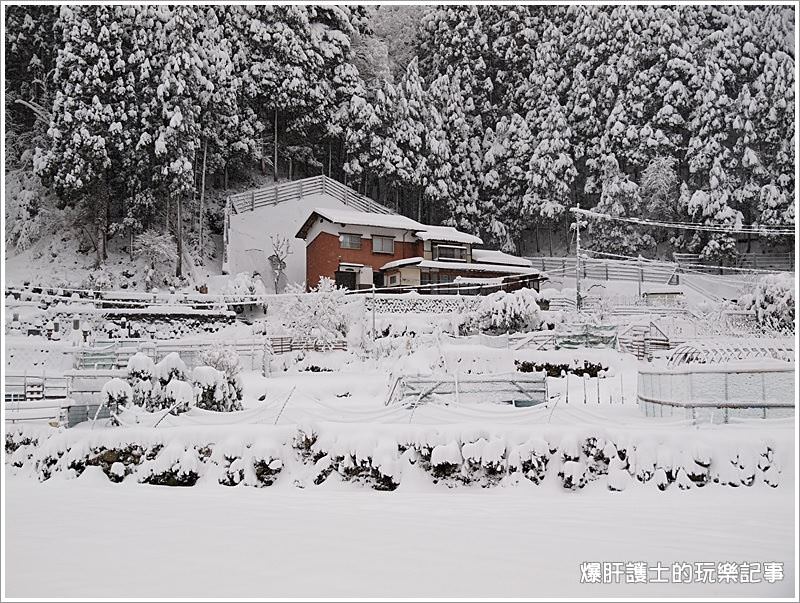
[4,299,796,598]
[4,473,794,598]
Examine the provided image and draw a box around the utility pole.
[573,204,582,311]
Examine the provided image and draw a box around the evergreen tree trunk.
[176,195,183,278]
[199,137,208,260]
[96,211,106,267]
[273,108,278,183]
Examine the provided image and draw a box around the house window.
[340,233,361,250]
[435,244,467,261]
[388,274,399,286]
[372,236,395,254]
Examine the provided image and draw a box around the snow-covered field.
[4,473,794,598]
[4,303,796,598]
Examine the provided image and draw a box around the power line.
[571,207,795,236]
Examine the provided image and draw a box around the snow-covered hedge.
[5,424,787,493]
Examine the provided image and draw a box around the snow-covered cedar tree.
[155,352,188,388]
[283,277,349,348]
[461,288,543,335]
[191,366,242,412]
[134,229,175,290]
[100,378,133,410]
[740,273,795,332]
[199,344,243,402]
[590,154,656,255]
[162,379,194,414]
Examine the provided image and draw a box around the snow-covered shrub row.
[5,424,787,492]
[515,359,609,378]
[294,429,401,490]
[5,425,287,488]
[124,351,242,413]
[460,288,543,335]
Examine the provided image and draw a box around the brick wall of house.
[305,232,422,289]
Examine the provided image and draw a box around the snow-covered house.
[295,207,543,291]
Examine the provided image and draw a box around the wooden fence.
[528,256,677,284]
[674,252,794,272]
[74,337,348,371]
[227,174,395,215]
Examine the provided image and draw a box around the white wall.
[226,193,353,291]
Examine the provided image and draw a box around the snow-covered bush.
[126,352,155,407]
[740,273,795,332]
[507,438,550,485]
[460,288,542,335]
[155,352,188,387]
[139,443,204,487]
[191,366,242,412]
[100,378,133,409]
[461,438,507,486]
[163,379,194,414]
[224,272,267,302]
[283,278,350,347]
[81,270,115,291]
[200,344,243,403]
[127,352,155,382]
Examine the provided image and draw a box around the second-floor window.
[372,236,395,254]
[435,244,467,261]
[340,233,362,250]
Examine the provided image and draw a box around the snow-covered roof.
[641,285,685,295]
[380,257,543,276]
[471,249,532,267]
[297,207,422,238]
[380,257,424,271]
[296,208,483,244]
[415,226,483,245]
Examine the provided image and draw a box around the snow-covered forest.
[5,4,796,270]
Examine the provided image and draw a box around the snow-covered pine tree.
[426,69,482,236]
[34,5,129,265]
[523,96,577,254]
[4,5,59,147]
[149,6,202,277]
[391,57,428,219]
[640,155,680,242]
[480,112,534,252]
[590,154,655,256]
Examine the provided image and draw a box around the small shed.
[641,285,685,306]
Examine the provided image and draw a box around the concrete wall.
[226,193,353,291]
